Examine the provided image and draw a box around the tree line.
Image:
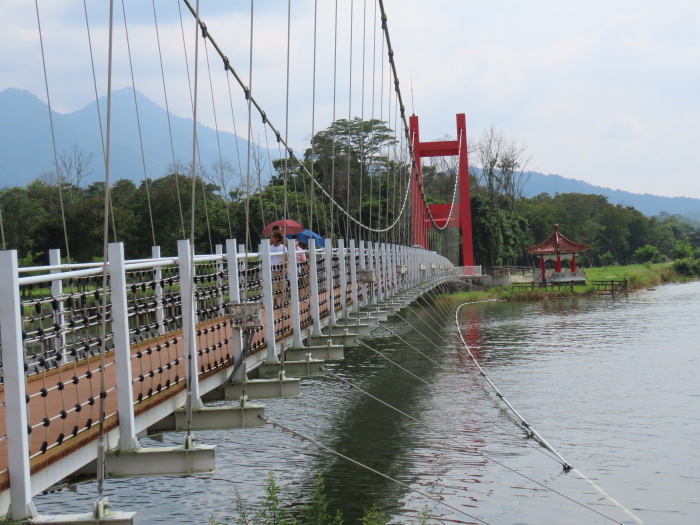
[1,119,699,269]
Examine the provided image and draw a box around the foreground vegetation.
[209,472,432,525]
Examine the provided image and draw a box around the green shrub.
[211,472,436,524]
[671,258,700,277]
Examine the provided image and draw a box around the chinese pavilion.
[526,224,590,284]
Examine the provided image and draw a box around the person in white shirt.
[269,230,288,305]
[269,230,287,266]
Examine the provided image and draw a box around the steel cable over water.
[371,322,566,467]
[359,280,645,525]
[397,283,645,525]
[260,415,492,525]
[451,300,645,524]
[320,365,626,525]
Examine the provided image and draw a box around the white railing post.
[287,238,303,347]
[0,250,36,520]
[337,239,347,319]
[109,242,140,451]
[152,245,165,335]
[411,247,418,286]
[377,243,386,303]
[215,244,225,317]
[225,239,244,378]
[49,248,66,354]
[259,241,279,362]
[396,245,402,292]
[308,239,323,336]
[382,243,389,300]
[349,239,359,313]
[177,240,203,408]
[324,241,336,326]
[367,242,377,306]
[359,240,368,308]
[390,244,397,297]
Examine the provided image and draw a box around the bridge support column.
[109,242,140,451]
[0,250,37,520]
[203,377,301,400]
[104,443,216,478]
[31,510,135,524]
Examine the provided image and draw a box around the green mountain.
[0,87,262,189]
[523,171,700,220]
[3,87,700,220]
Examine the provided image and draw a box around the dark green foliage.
[518,193,700,267]
[3,119,700,269]
[671,257,700,277]
[633,244,665,264]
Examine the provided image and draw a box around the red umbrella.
[262,219,305,235]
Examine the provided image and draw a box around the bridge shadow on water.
[302,309,457,523]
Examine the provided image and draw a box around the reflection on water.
[35,283,700,524]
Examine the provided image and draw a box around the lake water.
[35,281,700,524]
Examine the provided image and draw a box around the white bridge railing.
[0,238,459,520]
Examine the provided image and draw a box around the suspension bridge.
[0,1,485,522]
[0,2,648,525]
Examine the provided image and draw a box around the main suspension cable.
[180,0,411,235]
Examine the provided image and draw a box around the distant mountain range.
[0,87,259,190]
[2,87,700,220]
[522,172,700,220]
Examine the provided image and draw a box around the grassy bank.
[437,263,689,305]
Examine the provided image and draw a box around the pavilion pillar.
[539,255,546,282]
[571,252,577,272]
[555,251,562,273]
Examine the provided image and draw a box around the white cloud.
[1,0,699,198]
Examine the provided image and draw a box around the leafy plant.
[300,475,343,525]
[360,505,389,525]
[211,472,436,525]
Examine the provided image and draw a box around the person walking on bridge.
[269,230,288,305]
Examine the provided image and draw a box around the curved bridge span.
[0,238,479,522]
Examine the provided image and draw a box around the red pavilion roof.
[526,224,590,254]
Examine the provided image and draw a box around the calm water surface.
[36,282,700,524]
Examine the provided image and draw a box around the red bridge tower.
[409,113,474,266]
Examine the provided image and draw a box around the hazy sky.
[2,1,699,198]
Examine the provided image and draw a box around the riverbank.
[440,262,694,303]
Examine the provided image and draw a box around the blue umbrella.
[287,229,325,248]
